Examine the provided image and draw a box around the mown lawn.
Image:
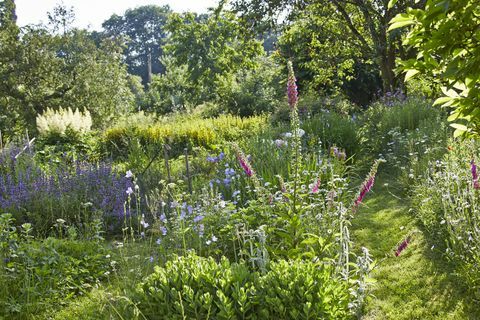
[351,175,479,319]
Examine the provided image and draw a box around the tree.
[0,25,134,136]
[164,8,264,103]
[102,5,172,86]
[232,0,425,93]
[390,0,480,137]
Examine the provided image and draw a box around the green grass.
[351,175,479,319]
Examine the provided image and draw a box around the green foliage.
[102,5,172,85]
[137,252,350,319]
[0,23,133,137]
[165,9,264,103]
[412,140,480,292]
[144,56,200,113]
[0,214,112,317]
[359,97,446,158]
[391,0,480,137]
[277,2,376,101]
[302,112,360,158]
[221,56,284,116]
[103,114,268,159]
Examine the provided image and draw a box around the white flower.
[284,132,293,138]
[211,235,218,242]
[274,139,287,147]
[296,128,305,137]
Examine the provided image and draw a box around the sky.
[16,0,220,30]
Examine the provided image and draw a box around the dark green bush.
[137,252,351,319]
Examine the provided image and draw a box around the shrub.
[103,114,268,159]
[220,56,284,117]
[137,252,350,319]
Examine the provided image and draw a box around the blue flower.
[194,215,204,223]
[207,155,219,163]
[160,226,167,236]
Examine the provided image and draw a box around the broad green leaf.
[441,87,459,98]
[388,20,416,31]
[433,96,453,106]
[388,0,398,9]
[404,69,420,81]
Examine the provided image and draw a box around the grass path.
[351,175,479,319]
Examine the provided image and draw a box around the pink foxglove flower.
[395,236,411,257]
[471,160,479,189]
[311,178,321,193]
[353,159,383,209]
[287,61,298,109]
[239,156,253,177]
[232,143,255,178]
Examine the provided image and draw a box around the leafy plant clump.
[137,252,350,319]
[412,139,480,293]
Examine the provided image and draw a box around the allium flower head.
[287,61,298,109]
[125,170,133,178]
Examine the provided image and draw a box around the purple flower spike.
[287,61,298,109]
[471,160,479,189]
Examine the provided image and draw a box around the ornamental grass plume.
[287,61,298,109]
[471,159,480,189]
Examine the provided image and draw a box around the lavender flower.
[193,215,204,223]
[207,155,219,163]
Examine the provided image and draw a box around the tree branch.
[330,0,370,51]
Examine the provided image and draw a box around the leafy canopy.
[390,0,480,137]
